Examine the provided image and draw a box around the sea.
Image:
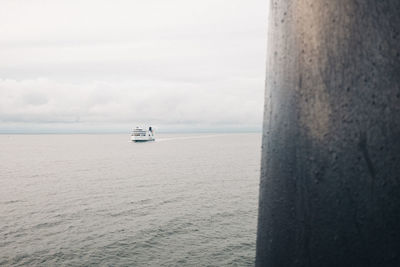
[0,133,261,266]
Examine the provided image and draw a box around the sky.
[0,0,268,133]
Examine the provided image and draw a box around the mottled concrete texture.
[256,0,400,266]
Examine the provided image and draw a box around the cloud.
[0,0,267,132]
[0,77,264,130]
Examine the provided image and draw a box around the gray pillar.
[256,0,400,266]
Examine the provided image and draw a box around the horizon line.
[0,130,262,135]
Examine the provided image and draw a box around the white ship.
[131,126,155,142]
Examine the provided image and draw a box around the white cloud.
[0,0,267,132]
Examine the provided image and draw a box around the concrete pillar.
[256,0,400,266]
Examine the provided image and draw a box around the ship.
[131,126,155,142]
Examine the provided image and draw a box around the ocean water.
[0,133,261,266]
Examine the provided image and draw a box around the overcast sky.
[0,0,268,133]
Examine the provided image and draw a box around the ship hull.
[132,139,155,142]
[130,136,155,142]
